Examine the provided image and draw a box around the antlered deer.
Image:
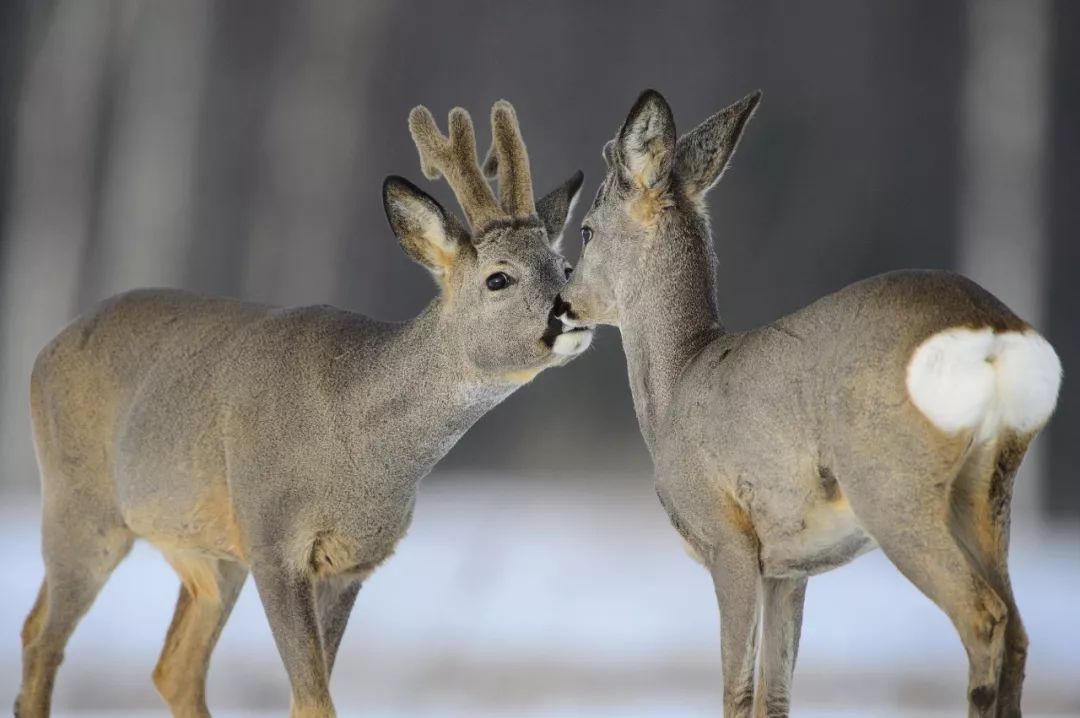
[17,100,590,718]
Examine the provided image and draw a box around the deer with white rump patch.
[16,100,590,718]
[558,89,1061,717]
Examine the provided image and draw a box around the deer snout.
[552,294,586,328]
[541,294,593,357]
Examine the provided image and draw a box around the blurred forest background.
[1,1,1079,716]
[0,0,1078,518]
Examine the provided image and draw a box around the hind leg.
[983,438,1029,718]
[152,555,247,717]
[842,462,1007,718]
[16,512,133,718]
[951,435,1032,717]
[754,576,807,718]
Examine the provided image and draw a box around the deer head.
[383,101,590,379]
[559,89,761,328]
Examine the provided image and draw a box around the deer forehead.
[475,229,557,266]
[475,222,544,247]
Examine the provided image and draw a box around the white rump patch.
[906,328,997,433]
[906,327,1062,440]
[994,332,1064,433]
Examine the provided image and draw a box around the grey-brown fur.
[560,90,1061,718]
[16,101,588,718]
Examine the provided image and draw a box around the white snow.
[2,473,1078,716]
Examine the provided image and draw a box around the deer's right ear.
[536,170,585,252]
[383,176,468,280]
[601,140,616,168]
[615,90,676,191]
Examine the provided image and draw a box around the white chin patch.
[556,312,586,329]
[552,329,593,357]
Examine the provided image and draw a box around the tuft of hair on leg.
[20,582,48,649]
[970,683,997,713]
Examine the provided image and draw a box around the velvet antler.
[408,106,501,230]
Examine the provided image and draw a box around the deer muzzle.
[542,295,593,357]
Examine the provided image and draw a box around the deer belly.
[124,483,248,563]
[759,497,877,578]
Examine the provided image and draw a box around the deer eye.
[581,226,593,246]
[485,272,510,291]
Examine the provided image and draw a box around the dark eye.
[485,272,510,291]
[581,226,593,246]
[564,266,573,279]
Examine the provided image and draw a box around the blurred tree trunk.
[1046,0,1080,519]
[182,0,289,297]
[0,1,124,491]
[78,1,211,304]
[0,0,38,262]
[957,0,1051,513]
[240,1,392,308]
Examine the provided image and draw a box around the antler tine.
[484,100,535,217]
[408,105,501,229]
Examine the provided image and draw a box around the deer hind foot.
[906,327,1061,443]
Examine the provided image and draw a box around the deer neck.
[338,301,517,484]
[618,215,723,453]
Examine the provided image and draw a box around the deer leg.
[708,509,763,718]
[984,561,1026,718]
[152,557,247,717]
[16,516,133,718]
[753,576,807,718]
[316,576,361,677]
[984,438,1029,718]
[950,435,1031,718]
[252,560,334,718]
[843,467,1007,718]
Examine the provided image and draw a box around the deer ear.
[601,140,616,168]
[535,170,584,252]
[615,90,676,191]
[674,90,761,197]
[383,176,468,281]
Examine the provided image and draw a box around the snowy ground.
[2,473,1078,717]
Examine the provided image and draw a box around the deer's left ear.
[674,90,761,198]
[535,170,584,252]
[615,90,676,191]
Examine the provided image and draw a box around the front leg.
[754,576,807,718]
[708,504,763,718]
[316,576,362,676]
[252,559,335,718]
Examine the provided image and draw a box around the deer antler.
[408,106,501,229]
[483,100,535,218]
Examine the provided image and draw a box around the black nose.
[541,305,565,348]
[552,294,575,320]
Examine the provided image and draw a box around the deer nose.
[552,294,576,321]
